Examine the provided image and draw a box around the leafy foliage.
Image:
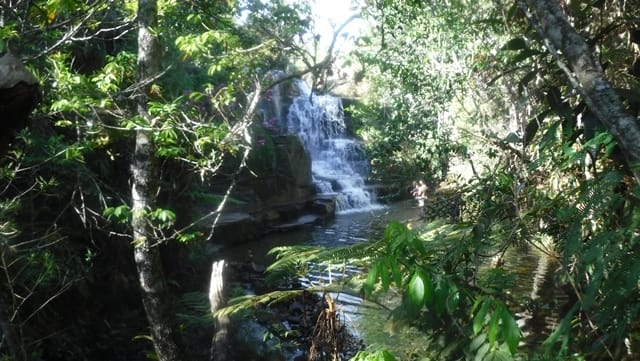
[264,219,522,360]
[0,0,322,359]
[3,0,640,359]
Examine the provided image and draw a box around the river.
[222,200,559,358]
[222,200,418,267]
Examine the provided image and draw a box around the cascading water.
[286,80,380,213]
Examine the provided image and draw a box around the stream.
[223,201,560,357]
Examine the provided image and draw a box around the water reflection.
[221,202,558,354]
[222,201,418,266]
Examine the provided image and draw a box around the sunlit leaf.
[407,271,426,307]
[364,262,379,296]
[473,298,490,335]
[500,307,520,354]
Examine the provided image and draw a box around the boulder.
[0,51,41,155]
[205,135,334,245]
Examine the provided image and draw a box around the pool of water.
[222,201,558,356]
[222,201,420,267]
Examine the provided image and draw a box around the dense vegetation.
[2,0,640,360]
[336,1,640,360]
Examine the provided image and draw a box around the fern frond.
[177,291,214,328]
[214,289,305,317]
[266,246,325,273]
[266,241,386,275]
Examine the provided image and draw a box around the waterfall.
[286,80,380,213]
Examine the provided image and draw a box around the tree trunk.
[523,0,640,176]
[0,296,26,361]
[209,260,228,361]
[133,0,181,359]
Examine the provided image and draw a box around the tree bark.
[209,260,228,361]
[133,0,181,360]
[523,0,640,175]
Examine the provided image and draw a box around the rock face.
[246,135,314,210]
[0,51,41,156]
[211,133,335,244]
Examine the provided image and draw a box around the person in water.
[413,180,428,207]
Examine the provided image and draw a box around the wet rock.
[230,319,287,361]
[271,214,320,231]
[312,195,337,216]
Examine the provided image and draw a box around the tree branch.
[520,0,640,180]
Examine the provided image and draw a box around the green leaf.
[176,231,203,243]
[446,283,460,312]
[518,70,538,96]
[473,299,490,335]
[364,262,379,296]
[103,205,132,224]
[54,119,73,127]
[500,308,520,354]
[390,259,403,288]
[432,276,447,316]
[379,350,396,361]
[483,347,512,361]
[150,208,176,227]
[350,350,397,361]
[407,271,428,308]
[380,259,391,291]
[474,342,490,361]
[469,333,487,353]
[487,308,500,346]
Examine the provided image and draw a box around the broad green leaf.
[508,49,540,65]
[469,333,487,353]
[364,262,379,296]
[54,119,73,127]
[500,308,520,354]
[446,283,460,312]
[380,259,391,291]
[407,271,428,307]
[483,347,512,361]
[176,231,203,243]
[474,342,490,361]
[433,276,447,316]
[390,258,402,288]
[518,70,538,96]
[151,208,176,226]
[103,205,132,224]
[487,308,500,346]
[473,299,490,335]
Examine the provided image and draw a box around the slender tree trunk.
[0,296,26,361]
[133,0,181,360]
[209,260,228,361]
[522,0,640,177]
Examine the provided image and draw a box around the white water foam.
[286,80,383,213]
